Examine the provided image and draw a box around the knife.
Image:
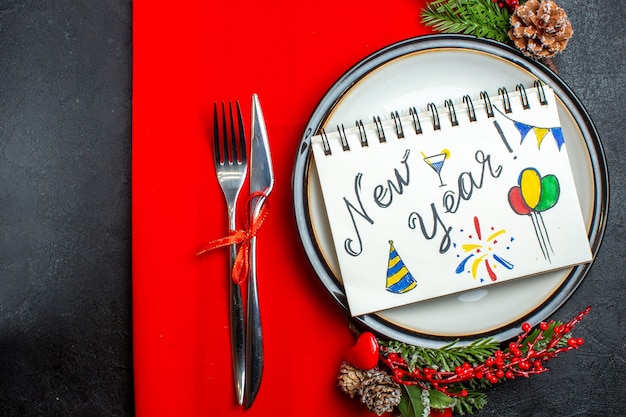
[244,94,274,408]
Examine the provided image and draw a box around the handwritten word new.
[343,150,410,256]
[341,149,502,257]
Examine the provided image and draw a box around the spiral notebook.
[311,83,593,316]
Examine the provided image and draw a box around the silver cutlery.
[244,94,274,408]
[213,101,247,405]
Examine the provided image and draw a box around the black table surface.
[0,1,623,416]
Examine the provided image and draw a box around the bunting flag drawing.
[494,105,565,151]
[513,120,565,151]
[385,240,417,294]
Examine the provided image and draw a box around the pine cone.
[338,362,365,398]
[359,368,402,416]
[508,0,573,59]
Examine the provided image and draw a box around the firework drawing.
[455,216,515,282]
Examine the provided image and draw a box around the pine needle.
[381,337,499,372]
[421,0,512,43]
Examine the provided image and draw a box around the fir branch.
[381,337,499,372]
[363,309,590,416]
[421,0,512,43]
[454,388,488,416]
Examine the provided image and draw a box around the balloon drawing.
[508,167,560,261]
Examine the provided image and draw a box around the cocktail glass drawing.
[423,151,448,187]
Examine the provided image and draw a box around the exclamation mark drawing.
[493,120,516,160]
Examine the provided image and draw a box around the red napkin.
[132,0,430,415]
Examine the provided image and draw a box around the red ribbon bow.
[197,190,269,285]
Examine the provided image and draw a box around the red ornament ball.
[346,332,379,370]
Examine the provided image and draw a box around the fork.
[213,101,247,405]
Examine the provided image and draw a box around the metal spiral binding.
[373,115,386,143]
[409,106,422,135]
[516,84,530,110]
[444,99,458,127]
[498,87,512,113]
[427,103,441,130]
[391,111,405,138]
[337,124,350,151]
[356,119,368,147]
[463,95,477,122]
[480,91,494,118]
[318,83,549,156]
[320,128,331,156]
[534,80,548,105]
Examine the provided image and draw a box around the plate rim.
[292,34,609,347]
